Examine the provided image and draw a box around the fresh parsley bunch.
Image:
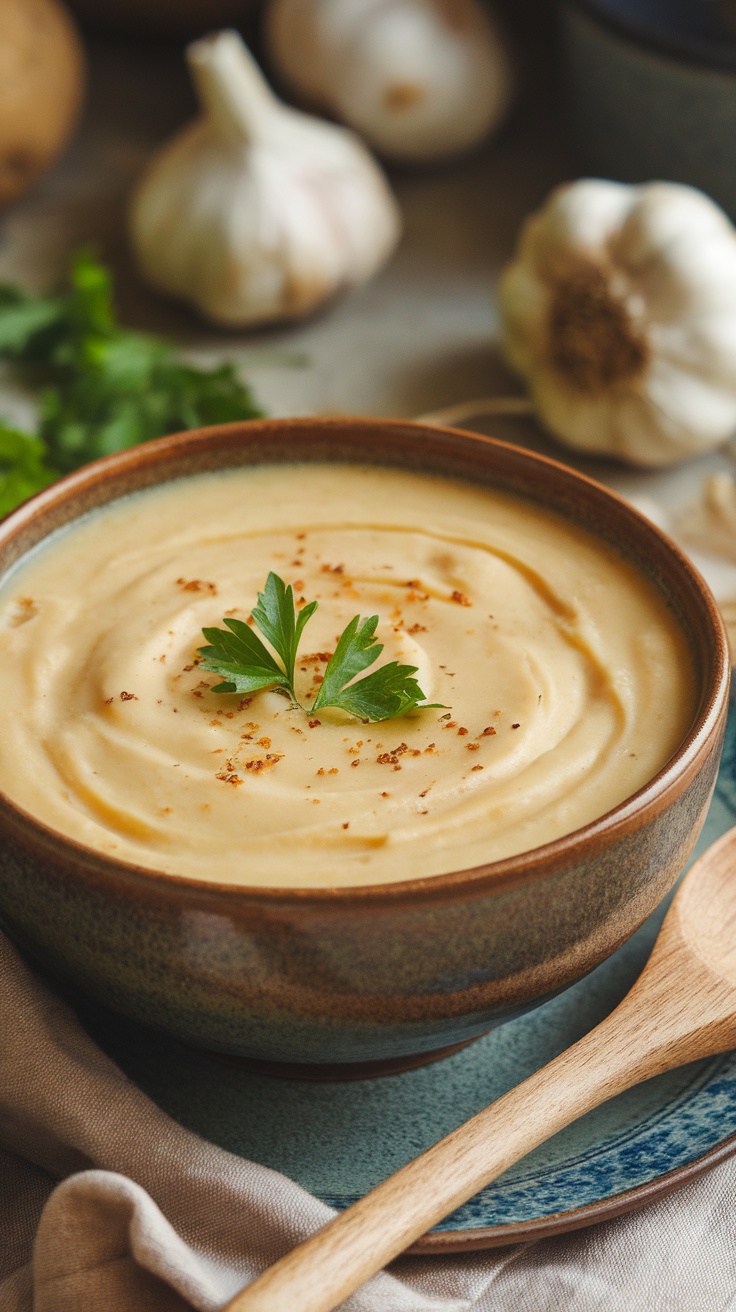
[0,250,263,506]
[199,572,444,723]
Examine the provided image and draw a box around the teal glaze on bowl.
[0,419,729,1069]
[561,0,736,219]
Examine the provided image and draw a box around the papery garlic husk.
[265,0,513,163]
[500,180,736,467]
[129,30,401,327]
[678,472,736,563]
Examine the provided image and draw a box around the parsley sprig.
[198,572,444,723]
[0,250,263,512]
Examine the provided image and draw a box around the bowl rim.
[0,416,729,908]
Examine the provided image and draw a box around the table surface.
[0,19,734,600]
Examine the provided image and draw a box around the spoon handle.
[225,980,706,1312]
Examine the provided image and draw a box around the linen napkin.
[2,928,735,1312]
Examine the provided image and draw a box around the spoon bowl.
[675,837,736,988]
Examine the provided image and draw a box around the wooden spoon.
[226,825,736,1312]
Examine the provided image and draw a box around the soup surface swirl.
[0,463,695,886]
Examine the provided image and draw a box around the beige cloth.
[1,931,735,1312]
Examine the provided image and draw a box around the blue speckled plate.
[86,706,736,1252]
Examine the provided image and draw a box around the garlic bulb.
[265,0,513,163]
[500,180,736,467]
[129,31,401,327]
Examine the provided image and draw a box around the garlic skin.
[129,31,401,327]
[265,0,513,164]
[678,472,736,563]
[500,180,736,467]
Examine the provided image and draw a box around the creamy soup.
[0,463,695,887]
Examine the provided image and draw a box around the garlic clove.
[609,393,678,467]
[525,179,634,278]
[498,263,548,377]
[129,30,401,328]
[615,183,736,270]
[265,0,514,164]
[653,314,736,381]
[645,359,736,448]
[532,370,617,457]
[651,238,736,316]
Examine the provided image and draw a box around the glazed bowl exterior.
[0,419,728,1070]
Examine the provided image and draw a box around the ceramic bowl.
[560,0,736,220]
[0,419,728,1075]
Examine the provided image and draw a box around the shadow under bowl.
[0,418,728,1073]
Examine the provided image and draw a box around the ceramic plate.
[85,704,736,1253]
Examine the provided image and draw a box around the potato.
[0,0,84,207]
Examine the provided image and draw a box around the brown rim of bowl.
[408,1126,736,1253]
[0,416,729,907]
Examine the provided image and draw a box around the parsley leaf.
[198,572,445,723]
[251,572,318,687]
[0,250,264,512]
[316,656,434,721]
[0,290,66,354]
[198,616,289,696]
[311,615,383,710]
